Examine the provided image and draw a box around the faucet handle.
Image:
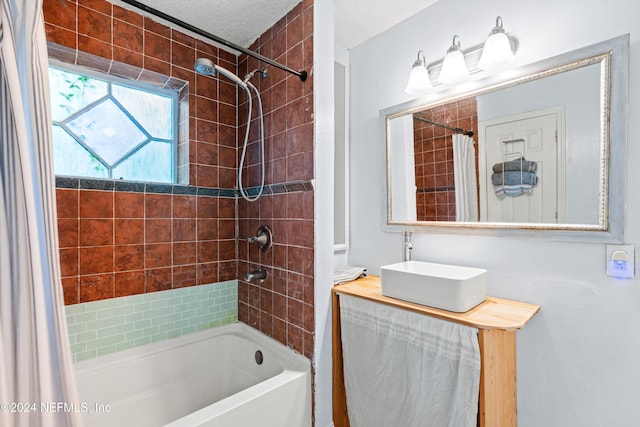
[247,225,272,251]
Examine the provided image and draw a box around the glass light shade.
[404,53,431,95]
[478,17,515,71]
[405,65,431,95]
[438,48,469,85]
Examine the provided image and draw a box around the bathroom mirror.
[383,34,628,242]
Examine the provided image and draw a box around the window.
[49,65,178,183]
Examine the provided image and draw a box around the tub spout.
[245,268,267,283]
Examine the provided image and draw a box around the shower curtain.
[0,1,82,426]
[390,115,417,221]
[452,134,479,222]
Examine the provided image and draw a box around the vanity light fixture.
[438,35,469,84]
[404,50,432,95]
[477,16,515,71]
[405,16,517,95]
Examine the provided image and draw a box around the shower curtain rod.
[413,114,474,137]
[118,0,308,81]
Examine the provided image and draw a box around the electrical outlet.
[606,244,635,279]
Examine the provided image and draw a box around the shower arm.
[119,0,308,82]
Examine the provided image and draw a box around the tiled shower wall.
[413,98,478,221]
[43,0,315,360]
[236,0,315,359]
[43,0,240,304]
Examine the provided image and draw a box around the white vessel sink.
[380,261,487,312]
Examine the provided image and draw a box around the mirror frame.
[382,34,629,242]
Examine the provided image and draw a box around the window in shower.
[49,65,178,184]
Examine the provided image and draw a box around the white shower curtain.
[390,115,417,221]
[452,134,479,222]
[0,1,82,426]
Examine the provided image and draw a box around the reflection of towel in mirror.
[492,157,537,173]
[492,171,538,197]
[491,171,537,186]
[494,184,535,197]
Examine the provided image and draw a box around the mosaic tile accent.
[55,176,313,198]
[66,280,238,362]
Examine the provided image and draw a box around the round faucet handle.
[246,225,272,251]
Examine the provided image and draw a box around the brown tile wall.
[235,0,315,359]
[56,187,237,304]
[44,0,240,304]
[413,98,478,221]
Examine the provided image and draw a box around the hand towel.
[493,183,535,197]
[340,295,480,427]
[492,157,538,173]
[491,171,538,186]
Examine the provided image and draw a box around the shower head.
[194,58,248,89]
[194,58,216,76]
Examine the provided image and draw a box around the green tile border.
[66,280,238,362]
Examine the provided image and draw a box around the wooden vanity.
[332,276,540,427]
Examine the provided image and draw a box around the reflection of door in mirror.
[479,108,565,223]
[475,63,600,225]
[413,98,478,221]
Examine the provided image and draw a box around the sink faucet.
[403,231,413,262]
[245,268,267,283]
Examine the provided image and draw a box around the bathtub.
[74,322,311,427]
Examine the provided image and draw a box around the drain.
[255,350,264,365]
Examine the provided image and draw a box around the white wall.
[314,1,335,426]
[348,1,640,425]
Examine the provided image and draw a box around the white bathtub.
[74,322,311,427]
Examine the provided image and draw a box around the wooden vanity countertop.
[333,275,540,331]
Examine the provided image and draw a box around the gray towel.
[491,171,538,186]
[494,184,535,197]
[492,157,537,173]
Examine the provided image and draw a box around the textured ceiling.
[117,0,439,52]
[334,0,439,49]
[122,0,302,49]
